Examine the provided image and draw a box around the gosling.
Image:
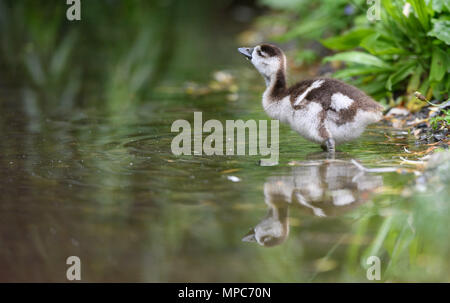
[238,44,383,152]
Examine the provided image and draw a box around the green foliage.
[0,0,225,113]
[321,28,376,51]
[323,51,391,68]
[0,0,176,112]
[258,0,367,64]
[321,0,450,103]
[430,108,450,129]
[428,18,450,44]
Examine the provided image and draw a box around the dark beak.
[242,228,256,242]
[238,47,253,60]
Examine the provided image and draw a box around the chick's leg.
[325,138,335,153]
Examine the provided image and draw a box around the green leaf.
[386,61,416,91]
[432,78,448,100]
[360,33,407,55]
[432,0,444,13]
[408,0,431,31]
[407,65,424,93]
[321,28,375,51]
[418,77,430,97]
[360,74,390,96]
[333,66,390,78]
[50,31,78,78]
[432,0,450,13]
[386,221,415,272]
[361,216,394,268]
[445,0,450,12]
[430,46,447,82]
[323,51,391,69]
[428,18,450,45]
[382,0,404,23]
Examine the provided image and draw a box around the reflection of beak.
[238,47,253,60]
[242,229,256,242]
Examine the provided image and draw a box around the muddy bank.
[384,100,450,150]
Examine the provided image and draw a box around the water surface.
[1,88,448,282]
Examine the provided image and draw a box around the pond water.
[0,1,448,282]
[1,84,448,282]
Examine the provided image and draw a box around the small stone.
[413,129,422,137]
[416,122,428,129]
[227,176,241,182]
[416,175,427,185]
[438,100,450,110]
[417,107,430,119]
[386,107,410,117]
[433,133,445,141]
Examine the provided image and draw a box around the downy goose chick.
[238,44,384,152]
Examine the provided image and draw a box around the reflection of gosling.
[238,44,383,152]
[242,197,289,247]
[243,160,383,247]
[286,161,383,217]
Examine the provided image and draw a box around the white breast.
[262,94,292,124]
[263,92,324,143]
[291,102,323,143]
